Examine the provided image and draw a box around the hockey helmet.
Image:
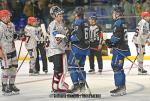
[141,11,150,18]
[27,16,37,25]
[112,6,124,16]
[0,10,11,20]
[73,7,84,16]
[49,6,64,18]
[89,13,97,20]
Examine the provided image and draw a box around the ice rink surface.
[0,60,150,101]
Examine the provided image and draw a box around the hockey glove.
[105,39,116,48]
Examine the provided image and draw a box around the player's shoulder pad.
[114,19,125,27]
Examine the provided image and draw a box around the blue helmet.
[89,13,97,20]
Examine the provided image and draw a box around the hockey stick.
[77,62,92,95]
[113,48,141,72]
[127,54,138,74]
[17,41,23,59]
[71,49,92,94]
[17,52,29,73]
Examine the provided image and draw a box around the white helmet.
[50,6,64,18]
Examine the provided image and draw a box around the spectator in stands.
[0,0,8,10]
[142,0,150,13]
[119,0,133,29]
[119,0,132,16]
[7,0,24,30]
[132,0,143,27]
[132,0,142,16]
[23,0,34,17]
[36,0,50,28]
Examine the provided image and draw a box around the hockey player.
[24,16,39,75]
[132,11,150,75]
[47,6,69,93]
[88,14,103,74]
[0,10,20,95]
[68,7,90,93]
[105,7,131,96]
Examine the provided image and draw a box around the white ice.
[0,59,150,101]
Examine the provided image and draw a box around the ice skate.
[44,70,48,74]
[33,71,40,76]
[98,69,102,74]
[110,86,126,96]
[88,69,95,74]
[29,69,39,76]
[67,83,80,93]
[9,84,20,95]
[29,69,34,76]
[138,68,147,75]
[2,84,12,96]
[80,82,86,93]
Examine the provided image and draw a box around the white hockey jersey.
[47,20,67,57]
[0,21,16,54]
[24,25,40,49]
[132,19,150,45]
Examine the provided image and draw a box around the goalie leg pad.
[52,71,69,92]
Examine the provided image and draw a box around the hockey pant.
[28,48,37,72]
[0,51,18,69]
[68,48,88,85]
[52,54,69,92]
[135,44,145,69]
[0,51,18,85]
[111,49,130,87]
[70,68,86,85]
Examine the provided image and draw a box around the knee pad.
[70,68,79,84]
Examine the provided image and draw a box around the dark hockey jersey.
[70,18,90,50]
[111,18,129,51]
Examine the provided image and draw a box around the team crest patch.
[118,60,123,65]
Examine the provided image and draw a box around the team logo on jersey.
[118,60,123,65]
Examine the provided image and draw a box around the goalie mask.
[50,6,64,18]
